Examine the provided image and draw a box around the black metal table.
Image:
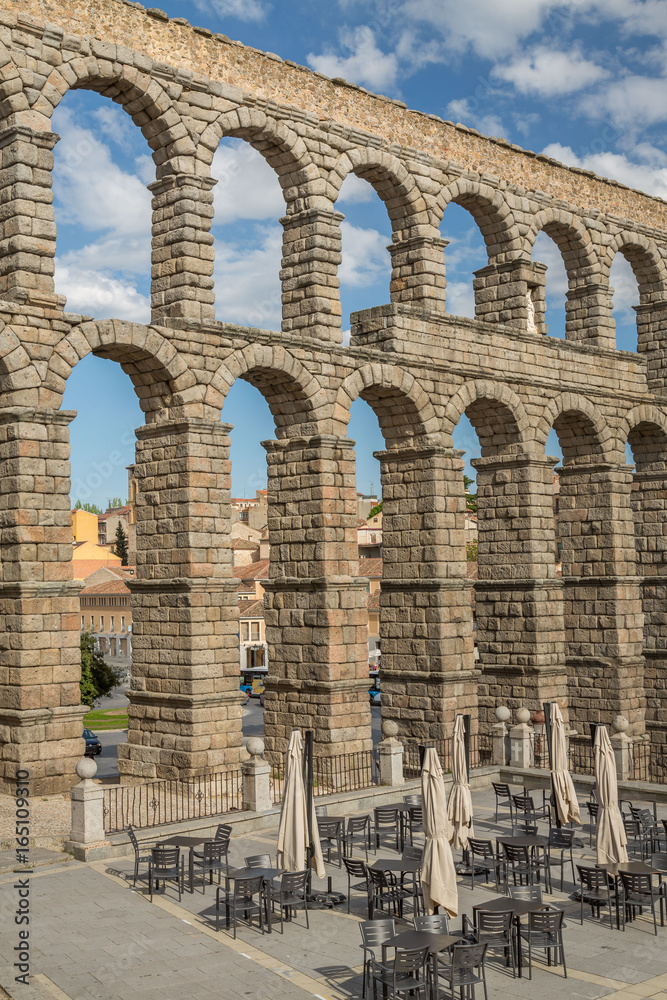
[596,860,663,930]
[382,930,462,1000]
[225,866,284,933]
[158,835,208,892]
[472,895,549,977]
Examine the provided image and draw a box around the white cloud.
[191,0,269,23]
[445,98,507,138]
[580,75,667,129]
[540,142,667,198]
[338,172,377,204]
[212,139,285,224]
[446,280,475,318]
[308,26,399,91]
[214,225,283,329]
[339,221,391,287]
[55,262,150,323]
[494,47,608,96]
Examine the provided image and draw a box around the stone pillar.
[558,461,645,733]
[280,208,343,342]
[69,758,105,846]
[0,126,60,306]
[631,465,667,745]
[387,230,447,314]
[149,173,217,324]
[564,281,615,348]
[636,300,667,390]
[0,406,86,794]
[377,720,404,786]
[471,454,567,724]
[473,259,546,331]
[610,715,633,781]
[492,706,511,766]
[509,707,534,768]
[262,435,372,761]
[374,445,478,742]
[242,738,272,813]
[118,418,243,782]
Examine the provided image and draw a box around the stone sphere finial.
[382,720,399,739]
[516,707,531,725]
[612,715,629,734]
[495,706,511,723]
[76,757,97,780]
[246,737,264,757]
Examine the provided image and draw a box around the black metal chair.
[512,793,551,830]
[191,840,229,893]
[472,909,516,977]
[492,782,514,824]
[545,827,576,891]
[502,843,542,888]
[623,817,647,860]
[413,912,451,983]
[127,824,151,887]
[404,805,423,846]
[403,794,421,805]
[148,846,184,902]
[375,806,402,852]
[368,866,414,919]
[509,884,543,903]
[318,818,343,867]
[359,918,395,999]
[342,856,370,914]
[269,870,309,932]
[314,804,328,818]
[652,851,667,876]
[369,946,430,1000]
[619,871,665,935]
[216,874,265,938]
[342,815,374,861]
[575,864,614,926]
[439,943,488,1000]
[245,853,272,868]
[585,801,599,847]
[214,822,232,843]
[520,908,567,980]
[468,837,504,892]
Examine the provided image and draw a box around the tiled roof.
[357,558,382,578]
[232,559,270,580]
[466,562,479,580]
[367,590,381,610]
[98,506,131,520]
[238,599,265,618]
[72,559,123,579]
[232,538,259,550]
[80,578,131,596]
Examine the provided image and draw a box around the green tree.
[107,497,123,510]
[114,521,129,566]
[463,475,478,513]
[74,500,102,515]
[368,500,383,518]
[79,632,121,707]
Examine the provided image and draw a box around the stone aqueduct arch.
[1,1,667,791]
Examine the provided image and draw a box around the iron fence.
[632,739,667,784]
[403,733,492,780]
[270,749,378,805]
[532,733,550,769]
[568,738,595,776]
[103,768,243,834]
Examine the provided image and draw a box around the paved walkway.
[1,787,667,1000]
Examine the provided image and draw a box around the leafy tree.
[74,500,102,515]
[466,541,478,562]
[463,475,478,513]
[79,632,121,707]
[114,521,129,565]
[368,500,383,518]
[107,497,124,510]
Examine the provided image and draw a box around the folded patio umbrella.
[421,746,458,917]
[276,730,325,878]
[594,725,628,865]
[448,715,474,850]
[549,703,581,826]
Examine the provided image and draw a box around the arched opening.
[211,137,284,328]
[532,231,567,339]
[51,88,153,321]
[337,171,392,338]
[609,251,640,352]
[438,202,487,319]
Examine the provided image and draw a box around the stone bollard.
[509,708,534,769]
[378,721,404,786]
[492,706,511,766]
[70,757,106,846]
[242,738,272,813]
[610,716,633,781]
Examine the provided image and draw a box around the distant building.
[79,572,133,675]
[238,598,267,670]
[72,508,122,578]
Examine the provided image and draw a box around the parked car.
[83,728,102,757]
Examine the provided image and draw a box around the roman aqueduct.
[0,0,666,793]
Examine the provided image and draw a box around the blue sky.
[60,0,667,506]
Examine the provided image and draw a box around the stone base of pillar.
[0,704,88,795]
[263,677,373,764]
[477,664,569,728]
[566,655,646,735]
[380,667,480,743]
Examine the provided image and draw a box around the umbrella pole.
[305,728,314,898]
[543,701,560,828]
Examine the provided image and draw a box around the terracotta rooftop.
[232,560,270,580]
[232,539,259,550]
[367,591,381,610]
[98,506,131,520]
[238,599,265,618]
[79,578,131,596]
[357,558,383,578]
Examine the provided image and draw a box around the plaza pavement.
[2,787,667,1000]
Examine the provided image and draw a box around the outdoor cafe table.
[370,858,422,918]
[596,860,664,930]
[472,895,549,977]
[381,930,463,1000]
[225,866,283,933]
[157,835,208,893]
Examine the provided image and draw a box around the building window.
[81,615,84,629]
[110,616,115,632]
[371,534,377,543]
[90,616,94,629]
[250,621,260,641]
[121,616,125,632]
[100,615,105,632]
[241,622,249,642]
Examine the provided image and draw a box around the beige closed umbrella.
[276,730,325,878]
[594,725,628,865]
[421,746,458,917]
[549,703,581,826]
[448,716,474,850]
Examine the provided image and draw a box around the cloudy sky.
[59,0,667,505]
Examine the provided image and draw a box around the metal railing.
[270,749,378,805]
[403,733,492,780]
[568,738,595,776]
[103,768,244,834]
[632,739,667,784]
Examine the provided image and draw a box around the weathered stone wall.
[0,0,665,789]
